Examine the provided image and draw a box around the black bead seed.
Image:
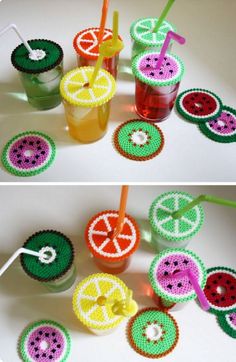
[42,353,46,357]
[233,128,236,131]
[203,97,206,100]
[217,127,221,130]
[32,160,36,165]
[39,331,43,335]
[230,121,234,124]
[23,140,27,144]
[35,155,40,159]
[36,354,40,359]
[17,160,22,164]
[167,284,172,289]
[227,113,230,117]
[13,149,17,153]
[226,280,231,285]
[169,70,173,73]
[230,316,233,321]
[19,145,23,150]
[35,337,40,341]
[36,140,41,144]
[164,271,168,276]
[17,153,21,158]
[49,356,53,360]
[52,332,56,336]
[183,260,189,265]
[146,57,151,61]
[166,62,170,66]
[211,293,216,296]
[57,344,61,348]
[215,299,219,303]
[159,71,163,75]
[221,297,225,301]
[218,275,222,279]
[174,261,178,266]
[177,283,182,288]
[37,146,42,150]
[30,342,34,345]
[29,141,34,146]
[25,159,29,163]
[45,333,49,337]
[150,72,155,76]
[34,347,38,351]
[146,64,150,68]
[41,151,45,155]
[53,339,57,343]
[206,285,210,289]
[231,296,235,300]
[230,286,234,290]
[52,349,56,353]
[213,280,217,284]
[164,57,167,60]
[165,261,170,266]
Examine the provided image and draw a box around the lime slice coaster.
[60,66,116,107]
[176,88,223,123]
[149,248,206,303]
[19,320,71,362]
[85,210,140,262]
[113,119,165,161]
[127,307,179,358]
[73,27,122,60]
[73,273,129,330]
[149,191,205,242]
[20,230,74,282]
[130,17,176,47]
[204,267,236,315]
[11,39,63,74]
[218,312,236,339]
[132,51,185,87]
[1,131,56,177]
[199,106,236,143]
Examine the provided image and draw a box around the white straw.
[0,247,42,277]
[0,23,36,59]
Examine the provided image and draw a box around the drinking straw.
[0,23,36,59]
[112,185,129,240]
[153,0,176,33]
[0,247,42,277]
[172,194,236,219]
[170,269,210,311]
[98,0,109,44]
[97,289,137,316]
[112,11,119,46]
[156,30,186,70]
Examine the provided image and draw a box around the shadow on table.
[110,94,136,123]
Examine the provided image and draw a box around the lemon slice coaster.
[60,66,116,107]
[149,191,205,242]
[73,273,129,330]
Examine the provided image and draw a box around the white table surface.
[0,0,235,182]
[0,185,235,362]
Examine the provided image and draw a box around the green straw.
[153,0,176,33]
[172,194,236,219]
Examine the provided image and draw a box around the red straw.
[98,0,109,45]
[112,186,129,240]
[156,31,186,70]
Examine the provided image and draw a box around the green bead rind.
[1,131,56,177]
[176,88,223,123]
[132,51,185,87]
[127,307,179,358]
[205,266,236,315]
[11,39,63,74]
[19,320,71,362]
[113,119,165,161]
[130,17,176,46]
[20,230,74,282]
[199,106,236,143]
[149,191,205,242]
[148,248,207,303]
[217,313,236,339]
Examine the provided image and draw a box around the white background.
[0,185,235,362]
[0,0,236,182]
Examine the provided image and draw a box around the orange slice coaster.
[85,210,140,262]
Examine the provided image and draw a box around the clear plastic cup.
[132,51,184,122]
[60,67,116,143]
[11,39,64,110]
[42,264,77,293]
[94,256,131,275]
[130,17,176,60]
[73,28,122,79]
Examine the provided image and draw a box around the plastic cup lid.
[132,50,185,87]
[73,273,128,330]
[73,27,122,60]
[130,17,176,47]
[11,39,63,74]
[20,230,74,282]
[60,66,116,107]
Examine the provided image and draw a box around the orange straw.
[112,186,129,240]
[98,0,109,45]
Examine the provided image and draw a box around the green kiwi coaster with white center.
[149,191,205,242]
[19,319,71,361]
[20,230,74,282]
[176,88,223,123]
[127,307,179,358]
[113,119,165,161]
[199,106,236,143]
[11,39,63,74]
[217,312,236,339]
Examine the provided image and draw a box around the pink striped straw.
[171,269,210,311]
[156,31,186,70]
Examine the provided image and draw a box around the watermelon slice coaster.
[218,312,236,339]
[199,106,236,143]
[1,131,56,177]
[19,320,71,362]
[176,88,223,123]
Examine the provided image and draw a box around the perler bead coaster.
[149,191,205,242]
[20,230,74,282]
[218,312,236,339]
[204,267,236,315]
[149,248,207,304]
[85,210,140,262]
[1,131,56,177]
[113,120,165,161]
[199,106,236,143]
[127,308,179,358]
[11,39,63,74]
[176,88,223,123]
[73,273,129,330]
[19,320,71,362]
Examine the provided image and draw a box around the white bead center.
[39,246,57,264]
[146,323,162,341]
[40,340,50,351]
[131,131,148,145]
[29,49,46,61]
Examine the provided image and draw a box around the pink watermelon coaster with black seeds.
[199,106,236,143]
[176,88,223,123]
[218,312,236,339]
[204,267,236,315]
[19,320,71,362]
